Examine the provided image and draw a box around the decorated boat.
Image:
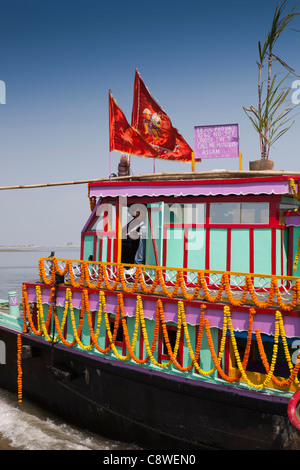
[1,69,300,450]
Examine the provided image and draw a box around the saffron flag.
[157,130,194,162]
[131,70,177,151]
[109,90,158,158]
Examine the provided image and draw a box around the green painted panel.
[276,229,288,276]
[166,228,184,268]
[182,325,217,378]
[145,202,163,266]
[209,229,227,271]
[198,326,217,377]
[101,237,108,262]
[253,229,272,276]
[187,228,206,270]
[83,235,94,261]
[230,229,249,273]
[99,236,115,263]
[293,228,300,277]
[110,238,115,262]
[96,236,100,262]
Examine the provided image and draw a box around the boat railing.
[37,257,300,311]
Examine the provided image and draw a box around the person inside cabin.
[124,208,147,276]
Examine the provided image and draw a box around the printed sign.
[194,124,239,159]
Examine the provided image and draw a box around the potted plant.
[243,0,299,170]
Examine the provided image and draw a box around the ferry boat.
[1,169,300,450]
[1,68,300,450]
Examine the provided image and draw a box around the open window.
[229,333,296,390]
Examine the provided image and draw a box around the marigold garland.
[290,178,300,201]
[21,285,300,392]
[17,334,22,403]
[37,256,300,311]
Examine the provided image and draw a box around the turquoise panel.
[83,235,94,261]
[230,229,250,273]
[187,228,206,270]
[282,229,288,276]
[101,237,108,262]
[166,228,184,268]
[199,327,217,378]
[293,228,300,277]
[96,236,100,262]
[100,236,115,263]
[253,229,272,275]
[276,229,288,277]
[209,229,227,271]
[110,238,115,262]
[145,202,163,266]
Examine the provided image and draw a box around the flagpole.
[109,151,112,180]
[191,151,195,172]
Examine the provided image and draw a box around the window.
[210,202,269,225]
[232,335,292,379]
[164,203,205,226]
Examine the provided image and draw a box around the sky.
[0,0,300,247]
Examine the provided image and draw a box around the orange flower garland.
[22,275,300,391]
[37,256,300,311]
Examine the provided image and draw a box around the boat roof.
[88,170,300,199]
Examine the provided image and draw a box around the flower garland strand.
[290,178,300,201]
[23,285,300,391]
[38,257,300,311]
[17,334,22,403]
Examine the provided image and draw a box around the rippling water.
[0,389,133,450]
[0,247,137,450]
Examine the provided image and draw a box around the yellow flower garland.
[290,178,300,201]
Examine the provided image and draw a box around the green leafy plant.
[243,0,300,161]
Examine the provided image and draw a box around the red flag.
[131,70,177,151]
[109,90,158,158]
[157,131,195,162]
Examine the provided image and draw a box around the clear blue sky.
[0,0,299,246]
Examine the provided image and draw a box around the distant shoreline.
[0,245,80,252]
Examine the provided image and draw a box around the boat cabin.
[83,173,300,278]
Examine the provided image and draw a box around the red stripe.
[89,175,298,188]
[183,229,188,269]
[249,229,254,273]
[272,228,276,275]
[288,227,294,276]
[227,229,231,272]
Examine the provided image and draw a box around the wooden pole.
[239,152,243,171]
[0,169,298,191]
[191,151,195,172]
[0,178,112,190]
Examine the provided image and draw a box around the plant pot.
[249,159,274,171]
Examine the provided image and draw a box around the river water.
[0,247,137,451]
